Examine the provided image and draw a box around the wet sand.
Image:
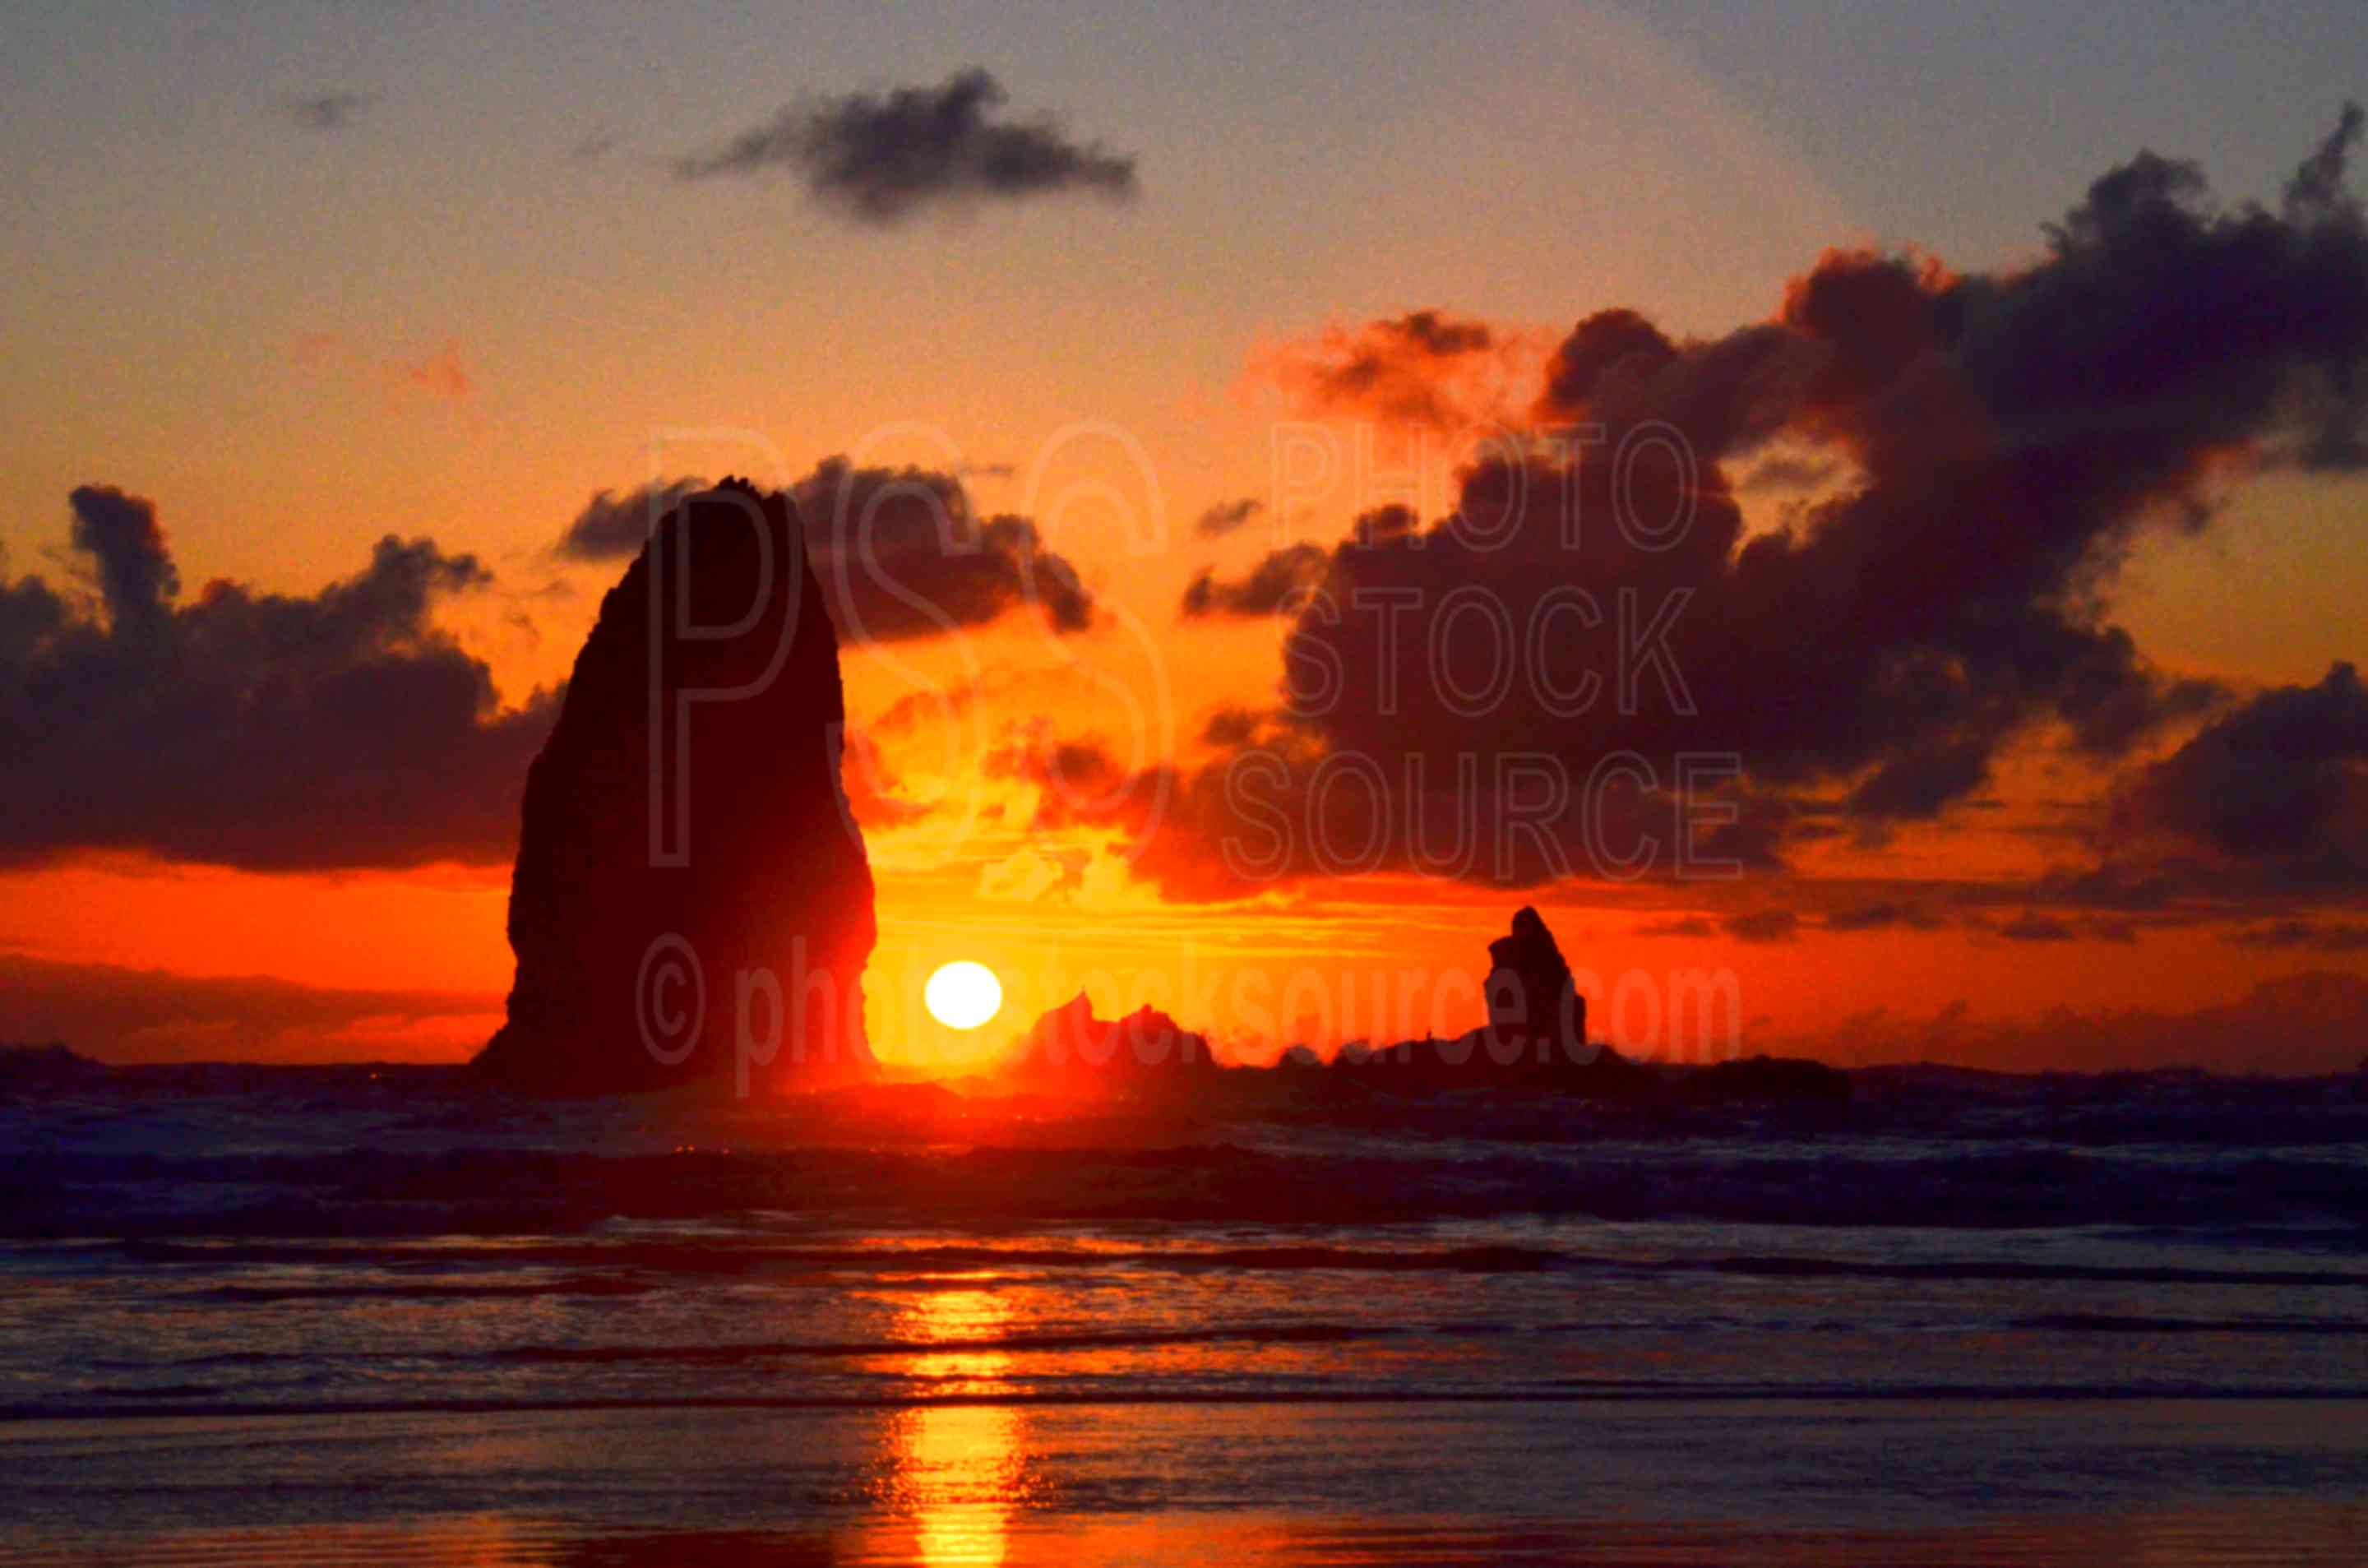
[5,1399,2364,1566]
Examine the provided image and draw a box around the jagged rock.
[476,480,877,1094]
[1339,905,1624,1091]
[1482,904,1587,1062]
[991,990,1223,1097]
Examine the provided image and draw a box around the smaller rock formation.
[1482,904,1586,1066]
[1338,906,1626,1092]
[990,991,1225,1099]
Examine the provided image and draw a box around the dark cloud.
[553,478,713,561]
[1829,891,2158,943]
[1724,909,1801,944]
[556,464,1094,642]
[1824,900,1944,932]
[1,488,558,871]
[1259,309,1517,431]
[1393,310,1493,356]
[2023,866,2186,914]
[1200,707,1262,748]
[1195,497,1264,538]
[1038,111,2368,901]
[2289,101,2366,214]
[2227,919,2368,952]
[983,730,1131,830]
[797,457,1093,641]
[2114,662,2368,886]
[1181,542,1328,618]
[1997,913,2076,942]
[0,951,498,1066]
[1632,908,1800,943]
[68,485,178,634]
[288,91,371,132]
[676,68,1138,223]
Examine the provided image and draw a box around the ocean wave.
[8,1142,2366,1239]
[14,1381,2368,1427]
[72,1237,2368,1292]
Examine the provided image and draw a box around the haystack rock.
[1482,905,1587,1063]
[1338,905,1611,1089]
[476,480,877,1094]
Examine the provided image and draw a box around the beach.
[7,1400,2366,1564]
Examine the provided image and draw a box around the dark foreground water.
[3,1065,2366,1564]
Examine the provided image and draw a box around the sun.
[924,960,1005,1031]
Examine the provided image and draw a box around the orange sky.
[8,374,2368,1073]
[5,5,2367,1073]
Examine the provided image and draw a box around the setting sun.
[924,961,1005,1031]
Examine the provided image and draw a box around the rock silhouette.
[1334,905,1626,1092]
[0,1043,109,1096]
[1482,904,1586,1062]
[990,990,1223,1098]
[476,480,877,1094]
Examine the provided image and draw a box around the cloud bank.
[557,462,1094,642]
[1,486,557,872]
[1024,110,2368,909]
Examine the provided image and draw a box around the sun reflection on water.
[883,1282,1036,1566]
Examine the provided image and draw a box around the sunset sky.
[6,1,2367,1072]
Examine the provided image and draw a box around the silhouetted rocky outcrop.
[476,481,877,1094]
[990,991,1226,1099]
[1483,904,1585,1062]
[1334,906,1628,1093]
[0,1043,109,1096]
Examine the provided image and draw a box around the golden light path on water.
[886,1284,1032,1566]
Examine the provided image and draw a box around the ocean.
[2,1065,2365,1564]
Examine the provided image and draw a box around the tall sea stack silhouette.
[476,479,878,1094]
[1483,904,1585,1058]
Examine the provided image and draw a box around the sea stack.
[475,479,878,1094]
[1330,904,1616,1092]
[1482,904,1585,1062]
